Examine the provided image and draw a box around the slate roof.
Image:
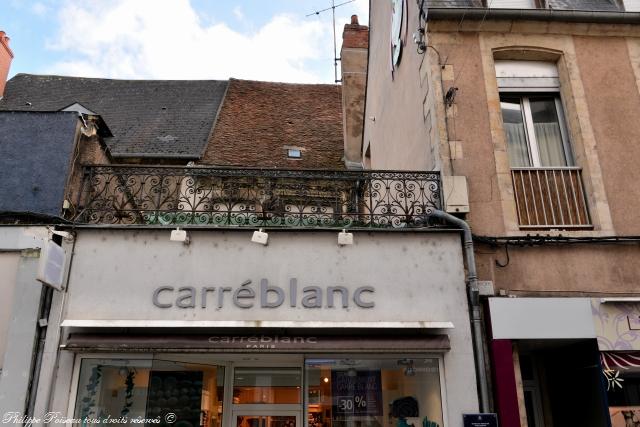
[0,74,228,159]
[424,0,621,11]
[201,79,345,170]
[0,111,79,216]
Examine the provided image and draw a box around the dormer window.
[287,148,302,159]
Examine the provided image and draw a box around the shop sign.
[64,334,451,352]
[331,370,383,416]
[152,279,375,310]
[462,414,498,427]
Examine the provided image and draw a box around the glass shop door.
[231,367,302,427]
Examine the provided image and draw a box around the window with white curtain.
[500,95,573,167]
[496,60,574,168]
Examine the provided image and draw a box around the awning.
[62,333,451,353]
[601,351,640,370]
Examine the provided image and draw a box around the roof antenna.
[306,0,356,83]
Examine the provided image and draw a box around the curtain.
[504,123,531,167]
[534,122,567,167]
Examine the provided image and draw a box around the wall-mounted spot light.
[170,227,190,245]
[338,229,353,246]
[251,228,269,246]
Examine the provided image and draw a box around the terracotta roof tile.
[201,79,345,170]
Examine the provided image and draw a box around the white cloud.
[232,6,244,21]
[31,2,48,16]
[46,0,335,83]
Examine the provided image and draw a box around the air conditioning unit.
[441,175,469,214]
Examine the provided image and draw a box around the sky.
[0,0,369,83]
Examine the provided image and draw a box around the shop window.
[606,368,640,427]
[496,60,591,228]
[73,358,225,427]
[305,358,443,427]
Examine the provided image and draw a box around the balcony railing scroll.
[73,165,442,228]
[511,167,591,229]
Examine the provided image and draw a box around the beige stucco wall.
[476,243,640,295]
[573,36,640,236]
[363,3,640,294]
[363,0,437,171]
[0,252,20,370]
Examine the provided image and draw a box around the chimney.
[340,15,368,169]
[0,31,14,98]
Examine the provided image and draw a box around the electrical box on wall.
[442,175,470,214]
[36,239,67,290]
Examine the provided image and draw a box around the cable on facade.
[474,234,640,247]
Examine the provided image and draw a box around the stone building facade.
[363,1,640,426]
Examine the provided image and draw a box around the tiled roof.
[201,79,345,170]
[0,74,228,159]
[424,0,621,11]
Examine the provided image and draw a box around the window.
[306,358,444,427]
[73,358,225,426]
[287,149,302,159]
[496,60,591,228]
[500,95,573,168]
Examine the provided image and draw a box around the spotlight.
[338,229,353,246]
[170,227,190,245]
[251,228,269,245]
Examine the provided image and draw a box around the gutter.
[426,7,640,24]
[428,210,490,413]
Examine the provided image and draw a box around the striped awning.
[601,351,640,370]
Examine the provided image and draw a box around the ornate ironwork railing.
[73,165,442,228]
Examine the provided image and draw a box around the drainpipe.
[428,209,490,413]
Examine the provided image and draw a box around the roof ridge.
[11,73,228,83]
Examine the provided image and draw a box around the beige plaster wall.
[0,252,19,369]
[364,3,640,294]
[476,243,640,295]
[362,0,436,171]
[573,36,640,236]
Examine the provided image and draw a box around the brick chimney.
[340,15,368,169]
[0,31,14,98]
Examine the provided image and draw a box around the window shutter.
[495,60,559,92]
[489,0,536,8]
[623,0,640,11]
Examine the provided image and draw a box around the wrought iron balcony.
[73,165,442,228]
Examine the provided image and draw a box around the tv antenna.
[306,0,356,83]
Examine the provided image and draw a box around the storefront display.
[40,230,479,426]
[593,299,640,427]
[306,358,443,427]
[70,356,443,427]
[73,358,224,427]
